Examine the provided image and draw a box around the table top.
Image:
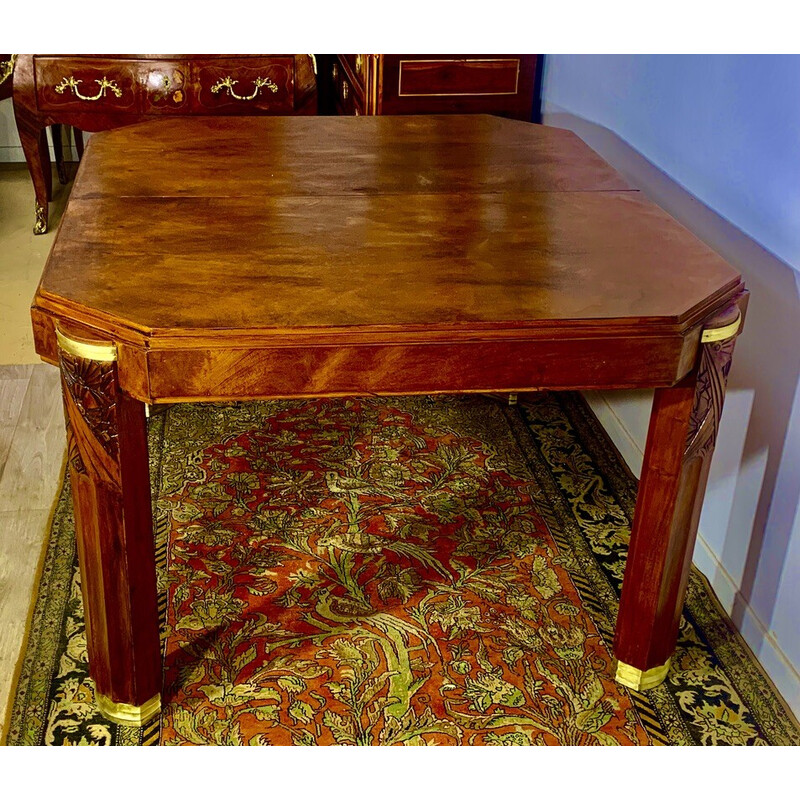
[35,115,742,339]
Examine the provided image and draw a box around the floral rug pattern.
[6,393,799,745]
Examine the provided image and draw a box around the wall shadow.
[542,109,800,677]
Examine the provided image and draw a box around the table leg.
[57,329,162,726]
[614,304,742,690]
[17,125,51,235]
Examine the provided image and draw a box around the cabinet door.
[192,57,295,113]
[378,55,538,120]
[35,57,139,113]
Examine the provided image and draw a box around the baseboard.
[693,534,800,717]
[582,391,645,477]
[0,145,79,164]
[0,146,24,163]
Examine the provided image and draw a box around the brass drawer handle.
[342,80,349,100]
[355,54,363,72]
[210,75,278,101]
[54,75,123,101]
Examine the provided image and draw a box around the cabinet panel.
[398,58,521,96]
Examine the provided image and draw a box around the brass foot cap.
[33,203,47,235]
[615,658,671,691]
[96,692,161,727]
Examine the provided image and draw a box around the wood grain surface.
[35,115,741,340]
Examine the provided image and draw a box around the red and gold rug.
[6,393,799,745]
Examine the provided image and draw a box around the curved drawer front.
[35,57,138,113]
[193,58,294,113]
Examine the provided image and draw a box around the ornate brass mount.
[96,692,161,727]
[33,202,47,235]
[54,76,123,101]
[700,312,741,344]
[210,75,278,101]
[615,659,671,691]
[56,327,117,362]
[0,54,16,86]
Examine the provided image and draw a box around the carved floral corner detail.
[685,337,736,462]
[60,351,119,473]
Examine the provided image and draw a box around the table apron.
[128,335,698,403]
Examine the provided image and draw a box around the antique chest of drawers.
[330,55,540,120]
[13,54,318,233]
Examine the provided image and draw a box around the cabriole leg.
[57,328,162,726]
[18,125,52,234]
[614,303,743,690]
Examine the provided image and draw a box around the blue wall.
[543,55,800,271]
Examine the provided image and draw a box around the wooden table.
[31,115,746,727]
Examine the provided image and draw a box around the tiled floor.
[0,163,70,737]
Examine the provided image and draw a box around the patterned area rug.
[5,393,799,745]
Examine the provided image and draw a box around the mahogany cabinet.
[12,54,318,233]
[329,55,540,121]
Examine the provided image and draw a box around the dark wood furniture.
[330,55,540,120]
[12,54,317,234]
[1,54,85,188]
[31,114,746,726]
